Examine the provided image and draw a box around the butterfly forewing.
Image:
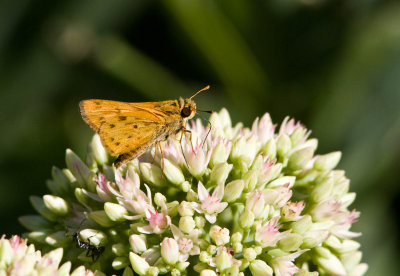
[80,99,183,161]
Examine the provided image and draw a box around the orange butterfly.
[80,86,210,168]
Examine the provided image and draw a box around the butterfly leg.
[180,128,196,167]
[179,128,195,153]
[158,142,166,174]
[150,143,158,164]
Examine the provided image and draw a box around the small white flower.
[192,181,228,223]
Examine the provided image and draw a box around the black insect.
[72,232,105,262]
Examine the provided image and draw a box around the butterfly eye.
[181,107,192,118]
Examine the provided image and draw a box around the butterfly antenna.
[77,218,87,231]
[196,113,213,148]
[190,85,210,100]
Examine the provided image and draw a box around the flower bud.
[225,266,239,276]
[104,202,128,221]
[341,250,363,271]
[79,229,107,246]
[89,210,114,227]
[148,267,160,276]
[267,176,295,188]
[140,162,166,187]
[314,247,346,276]
[290,126,309,147]
[27,231,47,243]
[240,209,255,228]
[243,170,258,192]
[154,193,166,207]
[58,262,71,275]
[201,247,214,258]
[181,181,191,192]
[165,201,179,217]
[209,226,230,246]
[176,262,190,272]
[186,147,209,178]
[29,196,58,222]
[278,233,303,252]
[66,149,90,187]
[129,234,147,254]
[254,246,262,255]
[325,236,360,254]
[290,215,312,234]
[200,270,217,276]
[129,252,150,276]
[215,247,231,272]
[302,230,330,248]
[112,243,129,256]
[210,140,231,167]
[91,134,108,165]
[186,189,198,202]
[249,260,273,276]
[231,232,243,243]
[231,136,258,166]
[281,201,305,221]
[161,238,179,265]
[199,251,212,263]
[314,152,341,171]
[287,146,315,171]
[43,195,70,216]
[163,158,185,185]
[112,256,130,270]
[179,216,196,234]
[243,248,257,261]
[276,134,291,158]
[209,163,233,186]
[223,180,244,202]
[246,190,265,218]
[51,166,71,194]
[311,173,334,203]
[232,242,243,253]
[178,201,194,217]
[45,231,69,247]
[74,188,92,206]
[261,138,276,159]
[195,216,206,229]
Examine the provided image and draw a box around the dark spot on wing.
[115,142,120,146]
[119,116,127,121]
[133,125,138,129]
[110,124,115,128]
[95,102,101,106]
[165,110,175,115]
[170,102,177,107]
[111,138,114,141]
[99,116,104,120]
[128,135,132,138]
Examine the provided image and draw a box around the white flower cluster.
[20,109,367,276]
[0,235,101,276]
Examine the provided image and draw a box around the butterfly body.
[80,97,197,168]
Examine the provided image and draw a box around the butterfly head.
[179,97,197,120]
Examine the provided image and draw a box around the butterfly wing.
[80,99,182,158]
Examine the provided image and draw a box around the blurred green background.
[1,0,399,274]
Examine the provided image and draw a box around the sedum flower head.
[20,108,367,275]
[0,235,101,275]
